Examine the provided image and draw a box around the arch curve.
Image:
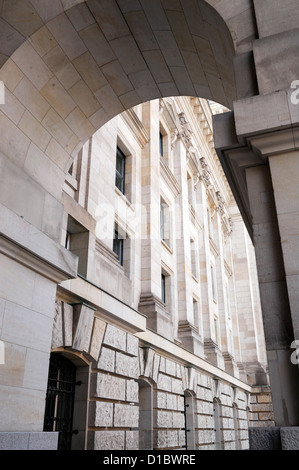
[0,0,240,239]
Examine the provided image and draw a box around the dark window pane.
[159,132,164,156]
[116,147,126,194]
[113,230,124,266]
[161,273,166,303]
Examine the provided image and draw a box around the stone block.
[126,379,138,403]
[280,427,299,450]
[47,12,87,61]
[253,0,299,38]
[249,427,282,450]
[234,92,291,138]
[115,352,139,379]
[95,372,126,401]
[156,410,173,428]
[28,432,59,450]
[94,401,113,428]
[114,403,139,428]
[0,432,58,450]
[93,430,125,450]
[103,323,127,352]
[89,318,106,362]
[13,41,53,91]
[171,377,183,394]
[126,333,139,357]
[98,346,115,372]
[165,358,176,377]
[125,431,139,450]
[157,372,171,391]
[72,303,95,353]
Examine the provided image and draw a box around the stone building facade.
[45,96,272,450]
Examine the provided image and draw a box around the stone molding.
[52,299,106,362]
[121,109,150,149]
[0,233,77,284]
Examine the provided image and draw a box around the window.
[211,264,217,302]
[160,200,165,241]
[115,146,126,194]
[159,131,164,157]
[190,239,197,279]
[65,215,89,277]
[161,268,172,315]
[113,227,124,266]
[160,197,171,247]
[161,273,166,304]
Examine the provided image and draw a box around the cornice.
[122,109,150,148]
[0,233,77,283]
[160,157,181,196]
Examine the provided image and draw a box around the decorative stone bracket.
[52,300,107,362]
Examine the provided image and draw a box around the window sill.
[161,239,173,254]
[115,186,133,208]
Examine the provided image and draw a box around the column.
[246,163,299,426]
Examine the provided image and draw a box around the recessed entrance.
[43,353,78,450]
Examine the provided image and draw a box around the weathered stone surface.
[93,430,125,450]
[115,352,139,379]
[126,379,138,403]
[125,430,139,450]
[114,404,139,428]
[95,372,126,401]
[72,303,95,353]
[249,427,282,450]
[0,432,58,450]
[94,401,113,428]
[89,318,106,361]
[98,346,115,372]
[126,333,139,357]
[280,427,299,450]
[103,323,126,352]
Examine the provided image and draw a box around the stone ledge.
[0,432,58,450]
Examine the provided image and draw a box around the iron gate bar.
[43,353,77,450]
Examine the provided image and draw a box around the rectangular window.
[159,132,164,157]
[160,200,165,240]
[190,239,197,279]
[65,215,89,277]
[161,273,166,304]
[211,264,217,301]
[113,228,124,266]
[193,298,199,329]
[160,197,171,247]
[115,146,126,194]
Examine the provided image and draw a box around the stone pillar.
[213,90,299,427]
[245,163,299,426]
[138,100,173,338]
[268,152,299,343]
[0,203,78,449]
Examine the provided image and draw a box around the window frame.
[115,146,126,195]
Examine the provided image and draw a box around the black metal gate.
[43,353,77,450]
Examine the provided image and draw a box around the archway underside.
[0,0,237,156]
